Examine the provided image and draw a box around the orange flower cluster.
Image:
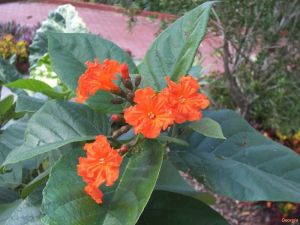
[76,59,128,103]
[77,135,122,204]
[124,76,209,138]
[75,59,209,202]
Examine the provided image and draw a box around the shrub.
[208,0,300,135]
[1,3,300,225]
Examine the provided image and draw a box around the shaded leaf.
[15,95,45,113]
[137,191,229,225]
[21,169,49,199]
[0,120,27,188]
[0,186,43,225]
[0,187,19,204]
[3,100,109,166]
[0,200,22,224]
[0,58,21,84]
[170,110,300,202]
[156,159,215,205]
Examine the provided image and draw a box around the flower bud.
[111,98,124,104]
[0,166,12,174]
[121,64,130,79]
[122,77,133,90]
[111,114,121,122]
[126,91,134,101]
[120,145,128,153]
[134,75,142,87]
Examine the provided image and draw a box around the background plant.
[0,21,37,74]
[208,0,300,136]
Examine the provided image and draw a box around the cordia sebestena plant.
[1,2,300,224]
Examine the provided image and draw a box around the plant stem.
[171,124,178,137]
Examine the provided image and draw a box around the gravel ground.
[181,173,282,225]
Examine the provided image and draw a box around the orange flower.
[77,135,122,203]
[162,76,209,123]
[124,87,174,138]
[76,59,125,103]
[84,184,103,204]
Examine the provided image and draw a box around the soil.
[182,173,300,225]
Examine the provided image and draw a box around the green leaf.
[0,185,43,225]
[87,91,126,114]
[138,2,213,90]
[0,58,21,83]
[0,95,14,116]
[0,200,22,224]
[15,95,45,113]
[0,120,27,188]
[137,191,229,225]
[48,32,137,91]
[48,32,137,113]
[189,117,226,139]
[156,159,215,205]
[5,79,67,99]
[157,135,189,146]
[42,140,164,225]
[0,187,19,204]
[170,110,300,202]
[2,100,110,166]
[29,4,88,67]
[21,169,49,199]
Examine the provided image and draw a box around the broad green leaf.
[189,117,226,139]
[101,140,164,225]
[0,96,14,116]
[87,91,126,114]
[0,120,27,188]
[156,159,215,205]
[5,79,67,99]
[21,169,49,199]
[137,191,229,225]
[15,95,45,113]
[0,186,43,225]
[0,187,19,204]
[29,4,88,67]
[156,135,189,147]
[48,32,137,91]
[48,32,137,113]
[3,100,109,166]
[42,140,164,225]
[0,200,22,224]
[170,110,300,202]
[138,2,213,90]
[0,58,21,84]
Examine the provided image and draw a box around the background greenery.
[87,0,300,136]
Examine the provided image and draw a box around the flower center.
[179,96,186,103]
[147,112,156,119]
[99,158,105,164]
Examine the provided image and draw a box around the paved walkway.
[0,1,223,73]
